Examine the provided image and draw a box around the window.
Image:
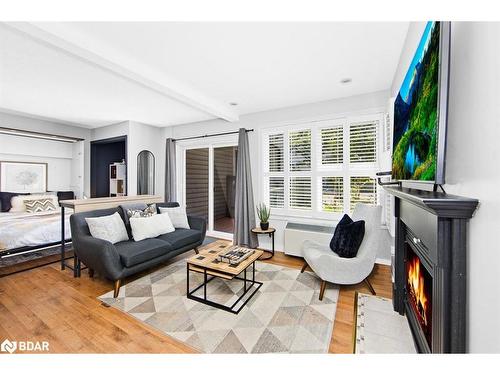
[268,133,284,172]
[269,177,285,208]
[289,130,311,171]
[290,177,312,210]
[263,116,380,217]
[350,121,377,163]
[350,176,377,212]
[321,176,343,212]
[321,126,343,165]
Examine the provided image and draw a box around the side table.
[251,227,275,260]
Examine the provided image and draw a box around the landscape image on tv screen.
[392,22,440,181]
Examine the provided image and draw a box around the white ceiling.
[0,22,409,128]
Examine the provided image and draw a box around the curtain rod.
[0,126,84,143]
[173,129,254,142]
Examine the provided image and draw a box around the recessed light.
[229,102,238,106]
[340,78,352,84]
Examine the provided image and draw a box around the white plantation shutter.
[320,126,343,165]
[268,133,284,172]
[262,115,381,216]
[289,130,311,171]
[321,177,343,212]
[289,177,311,210]
[269,177,285,208]
[350,176,377,212]
[350,122,377,163]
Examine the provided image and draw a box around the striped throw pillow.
[24,199,57,213]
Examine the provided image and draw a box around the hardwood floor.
[0,240,391,354]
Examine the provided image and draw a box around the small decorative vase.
[260,222,269,230]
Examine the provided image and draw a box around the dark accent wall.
[90,137,126,198]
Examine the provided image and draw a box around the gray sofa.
[70,202,206,297]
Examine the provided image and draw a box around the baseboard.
[375,257,391,266]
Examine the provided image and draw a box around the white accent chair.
[300,204,382,300]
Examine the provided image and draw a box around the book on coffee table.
[218,246,255,265]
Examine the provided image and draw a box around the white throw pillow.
[130,213,175,242]
[10,194,59,213]
[158,206,190,229]
[85,212,129,244]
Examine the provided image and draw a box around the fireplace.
[406,244,432,348]
[385,186,478,353]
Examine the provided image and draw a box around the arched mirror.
[137,150,155,195]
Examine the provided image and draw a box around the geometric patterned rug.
[98,243,339,353]
[354,292,416,353]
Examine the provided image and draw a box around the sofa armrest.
[73,235,123,280]
[188,216,207,237]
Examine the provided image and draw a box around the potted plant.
[256,203,271,230]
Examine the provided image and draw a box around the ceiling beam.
[3,22,239,122]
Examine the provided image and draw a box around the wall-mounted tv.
[392,22,450,184]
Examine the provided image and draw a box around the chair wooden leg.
[194,247,199,254]
[364,277,376,295]
[88,268,94,278]
[113,279,122,298]
[319,280,327,301]
[300,262,308,273]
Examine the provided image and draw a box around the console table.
[59,195,163,276]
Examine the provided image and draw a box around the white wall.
[391,22,500,353]
[91,121,165,197]
[169,91,390,257]
[0,112,91,196]
[128,121,164,196]
[0,134,73,191]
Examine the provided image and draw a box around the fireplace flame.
[407,256,429,326]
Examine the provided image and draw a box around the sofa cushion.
[157,229,202,249]
[115,238,172,267]
[119,203,148,238]
[85,212,129,244]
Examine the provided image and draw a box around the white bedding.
[0,208,72,252]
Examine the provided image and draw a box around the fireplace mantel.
[384,186,479,353]
[384,186,478,219]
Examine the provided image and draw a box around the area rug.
[98,254,339,353]
[354,292,416,353]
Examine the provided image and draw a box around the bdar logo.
[1,339,17,354]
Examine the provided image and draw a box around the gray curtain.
[234,128,258,248]
[165,138,177,202]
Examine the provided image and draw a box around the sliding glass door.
[185,148,209,222]
[213,146,237,234]
[182,142,238,239]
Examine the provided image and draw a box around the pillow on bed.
[24,198,57,213]
[0,192,29,212]
[10,194,59,213]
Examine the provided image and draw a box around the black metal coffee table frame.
[186,261,263,314]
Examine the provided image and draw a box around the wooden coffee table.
[186,245,263,314]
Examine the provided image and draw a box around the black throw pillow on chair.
[329,214,366,258]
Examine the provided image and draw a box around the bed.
[0,208,72,254]
[0,191,74,256]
